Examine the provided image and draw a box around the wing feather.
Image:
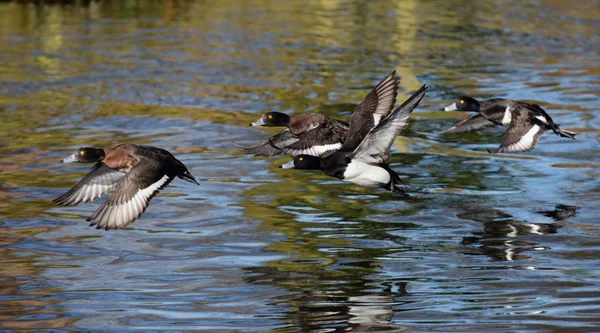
[340,71,400,151]
[87,158,174,230]
[54,163,125,206]
[440,113,497,134]
[352,84,428,163]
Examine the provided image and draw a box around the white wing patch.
[535,115,549,125]
[500,125,543,152]
[501,106,512,126]
[353,109,411,164]
[89,174,171,229]
[373,114,383,127]
[286,143,342,157]
[55,170,124,205]
[373,74,398,123]
[74,175,117,204]
[343,160,391,187]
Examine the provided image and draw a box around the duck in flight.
[281,84,428,195]
[235,70,400,157]
[54,144,198,230]
[442,97,576,153]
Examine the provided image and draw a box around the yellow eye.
[79,151,85,156]
[460,100,464,104]
[268,115,273,119]
[299,157,303,161]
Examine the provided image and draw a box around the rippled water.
[1,1,599,332]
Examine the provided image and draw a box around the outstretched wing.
[86,157,174,230]
[54,163,125,206]
[232,141,285,156]
[495,106,545,153]
[233,129,298,156]
[340,71,400,151]
[440,113,497,134]
[352,84,428,163]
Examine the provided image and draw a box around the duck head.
[444,97,480,112]
[61,148,106,163]
[250,112,291,126]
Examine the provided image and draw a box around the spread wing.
[495,107,545,153]
[54,163,125,206]
[352,84,428,163]
[86,157,174,230]
[233,129,298,156]
[440,113,497,134]
[232,141,285,156]
[340,71,400,151]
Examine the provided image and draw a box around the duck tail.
[555,128,577,139]
[382,165,408,197]
[544,121,576,139]
[392,184,409,197]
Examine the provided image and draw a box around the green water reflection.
[1,0,599,332]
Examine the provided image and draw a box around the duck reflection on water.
[458,207,560,262]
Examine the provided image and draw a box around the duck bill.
[250,117,265,126]
[61,153,77,163]
[279,160,296,169]
[444,102,457,111]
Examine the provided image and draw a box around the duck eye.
[268,115,273,119]
[79,151,85,156]
[299,157,303,161]
[460,100,465,104]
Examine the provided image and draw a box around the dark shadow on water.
[458,207,559,262]
[537,204,578,222]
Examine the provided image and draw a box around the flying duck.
[54,144,198,230]
[280,84,428,195]
[235,70,400,157]
[442,97,576,153]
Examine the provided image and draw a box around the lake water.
[1,1,599,332]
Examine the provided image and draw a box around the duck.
[54,144,198,230]
[235,70,400,157]
[280,84,428,195]
[442,97,576,153]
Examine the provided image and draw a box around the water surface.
[1,1,599,332]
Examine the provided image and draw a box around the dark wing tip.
[396,83,428,111]
[53,191,76,206]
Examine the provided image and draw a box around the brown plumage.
[54,144,198,230]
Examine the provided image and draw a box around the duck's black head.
[444,96,480,112]
[61,148,105,163]
[250,112,291,127]
[279,155,321,170]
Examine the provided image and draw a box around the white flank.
[343,160,390,187]
[288,143,341,157]
[92,174,170,229]
[503,125,541,152]
[501,106,512,126]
